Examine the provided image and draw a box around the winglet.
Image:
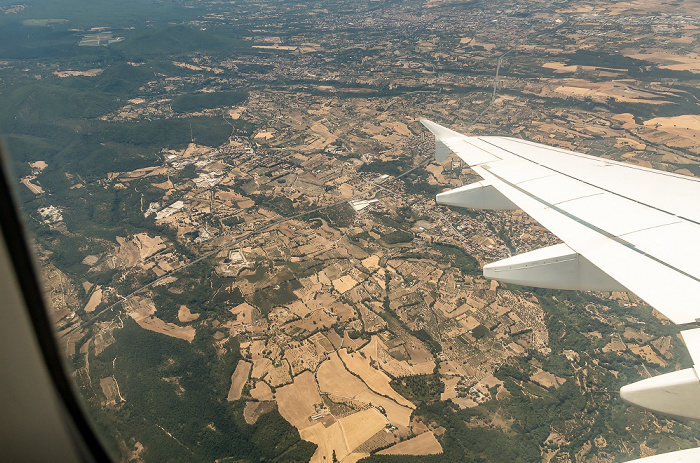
[420,119,463,140]
[420,119,462,162]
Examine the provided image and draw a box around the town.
[5,0,700,460]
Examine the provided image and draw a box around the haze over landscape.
[3,0,700,461]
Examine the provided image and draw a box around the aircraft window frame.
[0,151,112,462]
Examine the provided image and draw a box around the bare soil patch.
[133,233,166,260]
[339,408,387,451]
[250,381,273,401]
[318,352,412,427]
[341,453,371,463]
[377,431,443,455]
[20,177,44,194]
[354,390,412,427]
[177,305,200,323]
[602,337,627,352]
[629,345,667,366]
[300,419,348,463]
[381,121,412,136]
[339,349,414,408]
[441,376,460,401]
[267,361,292,387]
[530,369,566,389]
[54,69,103,77]
[548,80,670,105]
[252,357,272,379]
[275,371,322,429]
[228,360,252,401]
[625,50,700,73]
[332,275,358,293]
[100,376,119,403]
[644,114,700,145]
[135,316,196,343]
[361,255,381,272]
[361,336,429,377]
[318,353,367,397]
[128,297,196,343]
[84,287,103,313]
[244,400,277,424]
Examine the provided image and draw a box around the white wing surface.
[422,119,700,326]
[421,119,700,462]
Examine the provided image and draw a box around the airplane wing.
[421,119,700,462]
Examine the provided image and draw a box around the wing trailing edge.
[421,119,700,325]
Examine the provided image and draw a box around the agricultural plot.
[127,297,196,342]
[317,352,413,427]
[338,408,387,450]
[84,287,102,313]
[227,360,252,401]
[339,349,415,408]
[300,420,348,463]
[377,431,443,455]
[250,380,273,401]
[275,371,322,429]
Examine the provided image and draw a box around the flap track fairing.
[483,243,627,292]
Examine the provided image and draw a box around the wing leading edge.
[421,119,700,462]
